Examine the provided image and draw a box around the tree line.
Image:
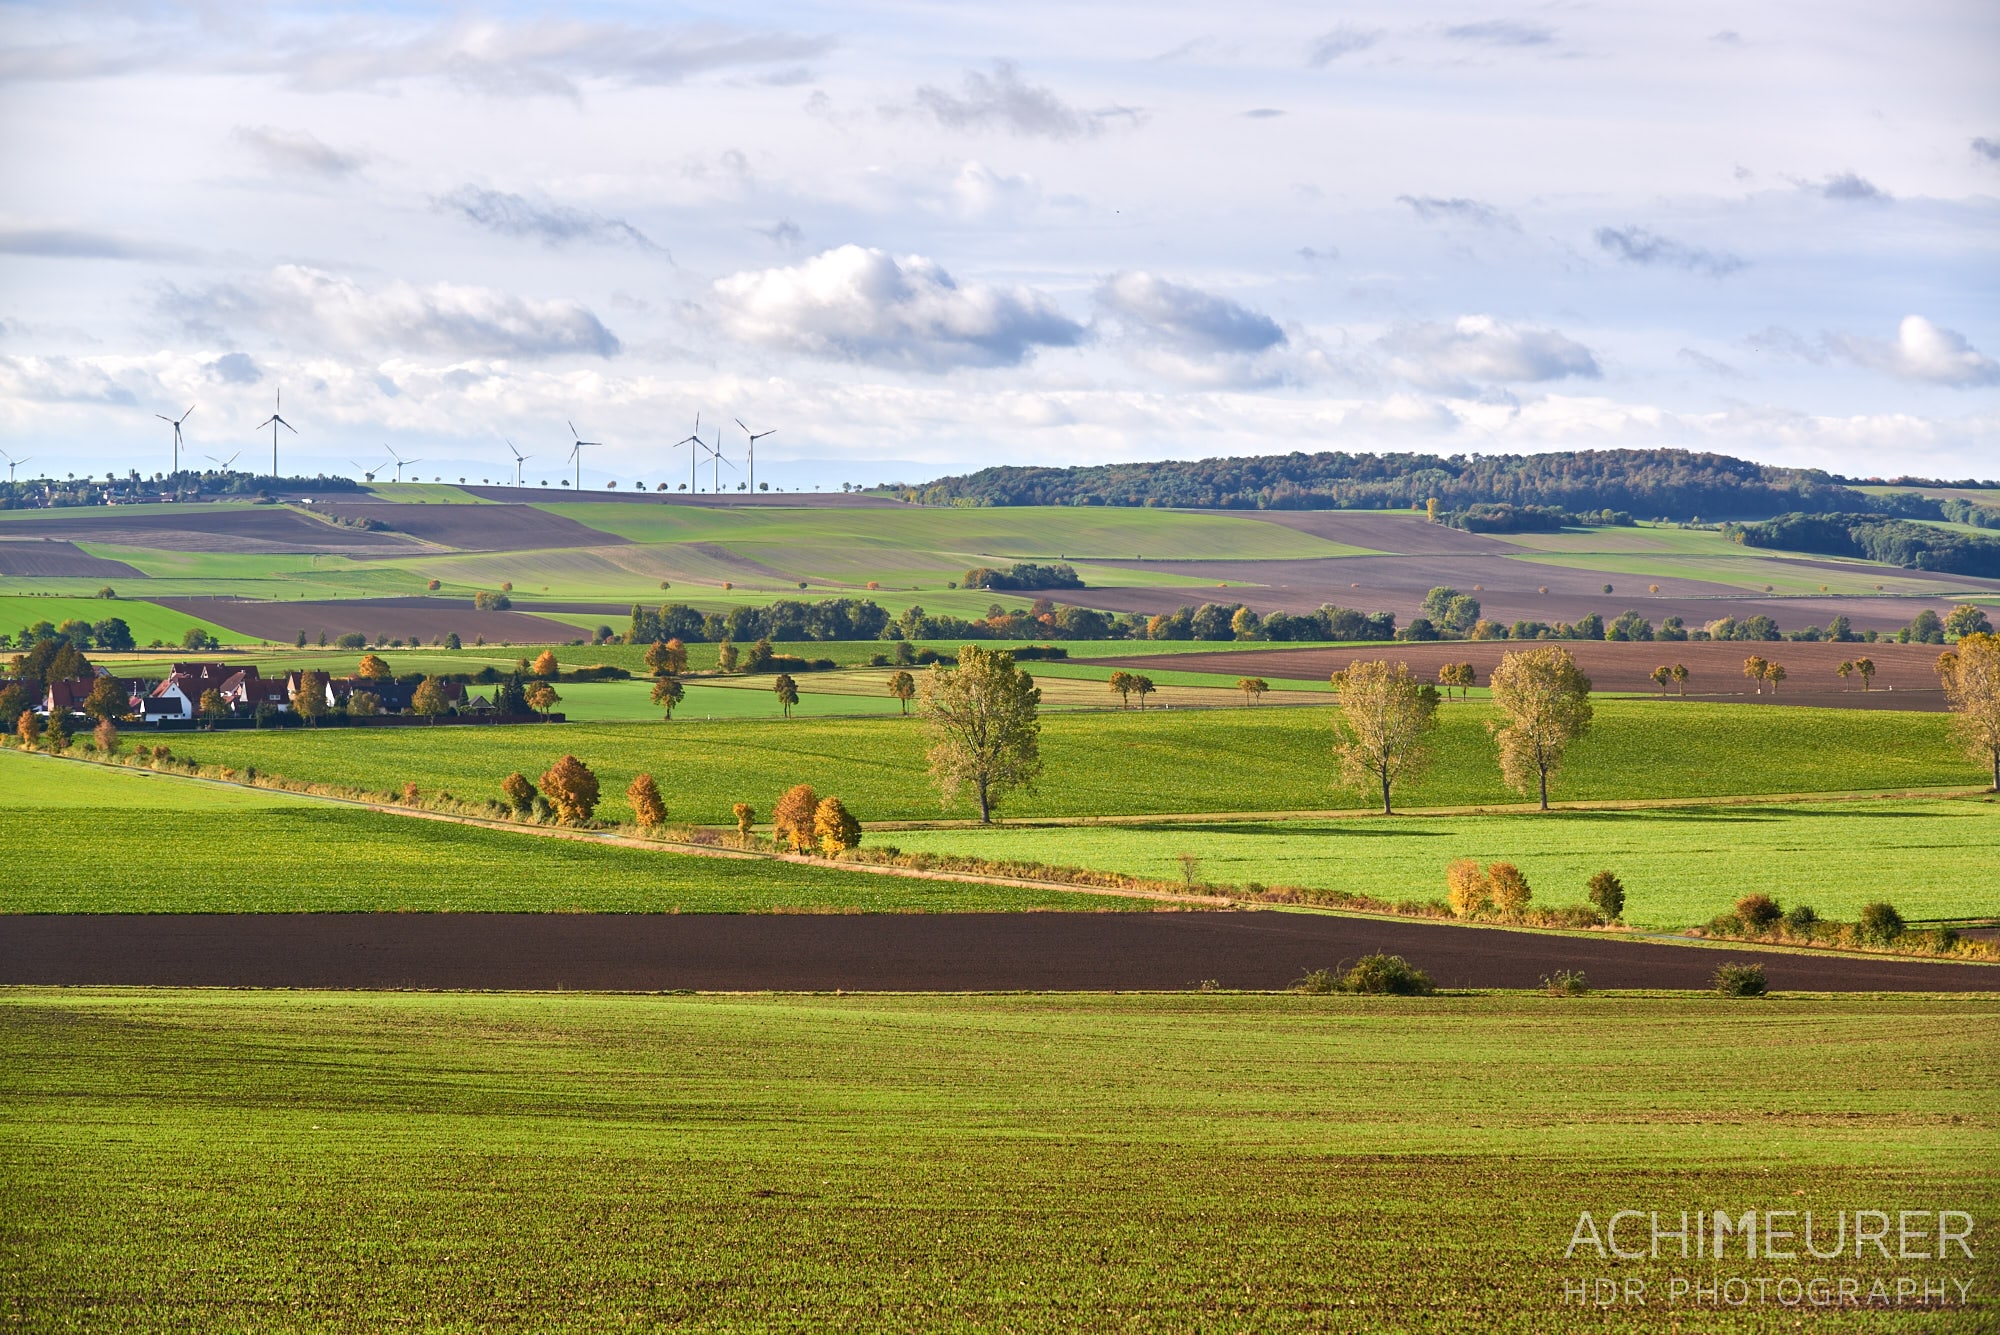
[908,448,1997,521]
[1735,513,2000,579]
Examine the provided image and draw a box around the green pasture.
[885,798,2000,929]
[0,594,249,646]
[132,701,1983,827]
[0,753,1088,913]
[361,483,496,504]
[1505,550,1955,597]
[5,990,1992,1332]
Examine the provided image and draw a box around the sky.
[1,0,1997,491]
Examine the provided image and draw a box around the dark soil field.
[460,486,903,508]
[0,506,419,554]
[0,539,144,578]
[1085,638,1959,706]
[308,500,627,552]
[1238,509,1520,555]
[7,912,1993,991]
[1074,558,1968,636]
[153,596,578,643]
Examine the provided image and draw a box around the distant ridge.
[913,448,1998,523]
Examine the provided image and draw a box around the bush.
[335,632,367,650]
[1487,862,1532,914]
[1586,870,1625,921]
[1445,859,1489,916]
[1782,904,1819,934]
[627,773,667,829]
[1293,968,1338,995]
[732,802,756,836]
[1858,901,1905,943]
[812,796,862,856]
[1336,954,1436,996]
[1735,894,1783,932]
[1713,962,1768,997]
[1542,969,1589,997]
[539,755,600,825]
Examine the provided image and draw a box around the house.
[148,661,252,719]
[42,676,102,717]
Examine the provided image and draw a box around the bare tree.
[919,645,1043,823]
[1331,659,1440,815]
[1489,646,1594,811]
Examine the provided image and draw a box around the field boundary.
[13,749,1994,967]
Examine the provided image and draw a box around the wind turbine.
[383,445,421,483]
[349,460,380,483]
[205,451,241,472]
[703,426,736,494]
[735,418,775,494]
[255,389,296,477]
[566,420,599,490]
[672,413,707,493]
[156,403,196,475]
[0,449,28,482]
[506,439,531,487]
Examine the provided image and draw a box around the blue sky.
[1,0,1996,488]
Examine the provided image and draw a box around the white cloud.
[434,186,665,253]
[909,62,1134,139]
[1380,316,1600,391]
[1827,316,2000,388]
[1095,273,1285,355]
[0,226,194,262]
[1308,25,1383,66]
[233,125,366,177]
[159,266,622,360]
[1594,226,1745,278]
[710,245,1086,371]
[1397,196,1517,230]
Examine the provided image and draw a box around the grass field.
[0,753,1097,913]
[138,701,1983,828]
[885,798,2000,929]
[4,990,1992,1331]
[0,595,248,646]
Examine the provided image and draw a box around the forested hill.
[913,449,1989,521]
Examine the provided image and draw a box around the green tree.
[538,755,600,825]
[43,713,70,752]
[199,688,229,727]
[1945,604,1994,640]
[1936,632,2000,790]
[888,670,916,714]
[918,645,1043,823]
[1331,659,1440,814]
[1854,657,1875,691]
[291,670,331,726]
[1649,665,1672,695]
[1837,660,1855,688]
[651,676,685,719]
[1586,870,1625,921]
[1489,645,1594,811]
[1669,663,1689,695]
[526,682,560,716]
[92,617,135,651]
[773,673,799,718]
[82,675,127,723]
[812,796,862,856]
[717,639,739,672]
[348,690,381,718]
[1131,674,1156,710]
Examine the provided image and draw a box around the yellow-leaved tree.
[1489,646,1593,811]
[1937,632,2000,790]
[1330,660,1439,815]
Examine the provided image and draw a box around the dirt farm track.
[6,913,1994,992]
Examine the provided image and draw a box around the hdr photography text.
[1560,1208,1980,1309]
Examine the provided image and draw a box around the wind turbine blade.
[280,418,298,434]
[183,404,197,422]
[157,414,174,424]
[735,418,749,432]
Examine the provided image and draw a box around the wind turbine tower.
[156,403,196,475]
[507,439,531,487]
[255,389,296,477]
[673,413,703,494]
[384,445,421,483]
[736,419,775,494]
[566,421,600,490]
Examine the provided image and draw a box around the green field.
[885,798,2000,929]
[4,990,1992,1331]
[136,701,1983,827]
[0,594,249,646]
[0,753,1098,913]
